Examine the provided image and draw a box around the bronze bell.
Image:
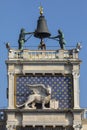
[34,15,51,39]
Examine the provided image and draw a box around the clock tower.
[5,7,83,130]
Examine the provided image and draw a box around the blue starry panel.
[15,75,73,109]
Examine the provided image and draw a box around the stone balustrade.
[8,49,79,60]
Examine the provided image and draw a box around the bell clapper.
[38,38,46,50]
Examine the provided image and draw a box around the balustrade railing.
[8,49,78,60]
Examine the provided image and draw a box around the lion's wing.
[27,84,47,96]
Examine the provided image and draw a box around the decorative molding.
[8,72,15,76]
[73,123,82,129]
[6,124,16,129]
[72,71,80,79]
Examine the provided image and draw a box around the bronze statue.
[54,29,66,49]
[49,29,66,49]
[57,29,66,49]
[18,28,26,50]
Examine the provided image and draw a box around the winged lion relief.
[16,84,51,109]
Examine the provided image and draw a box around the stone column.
[72,71,80,109]
[8,72,15,109]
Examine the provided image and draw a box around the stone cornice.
[4,108,84,114]
[5,59,82,65]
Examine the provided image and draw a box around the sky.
[0,0,87,108]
